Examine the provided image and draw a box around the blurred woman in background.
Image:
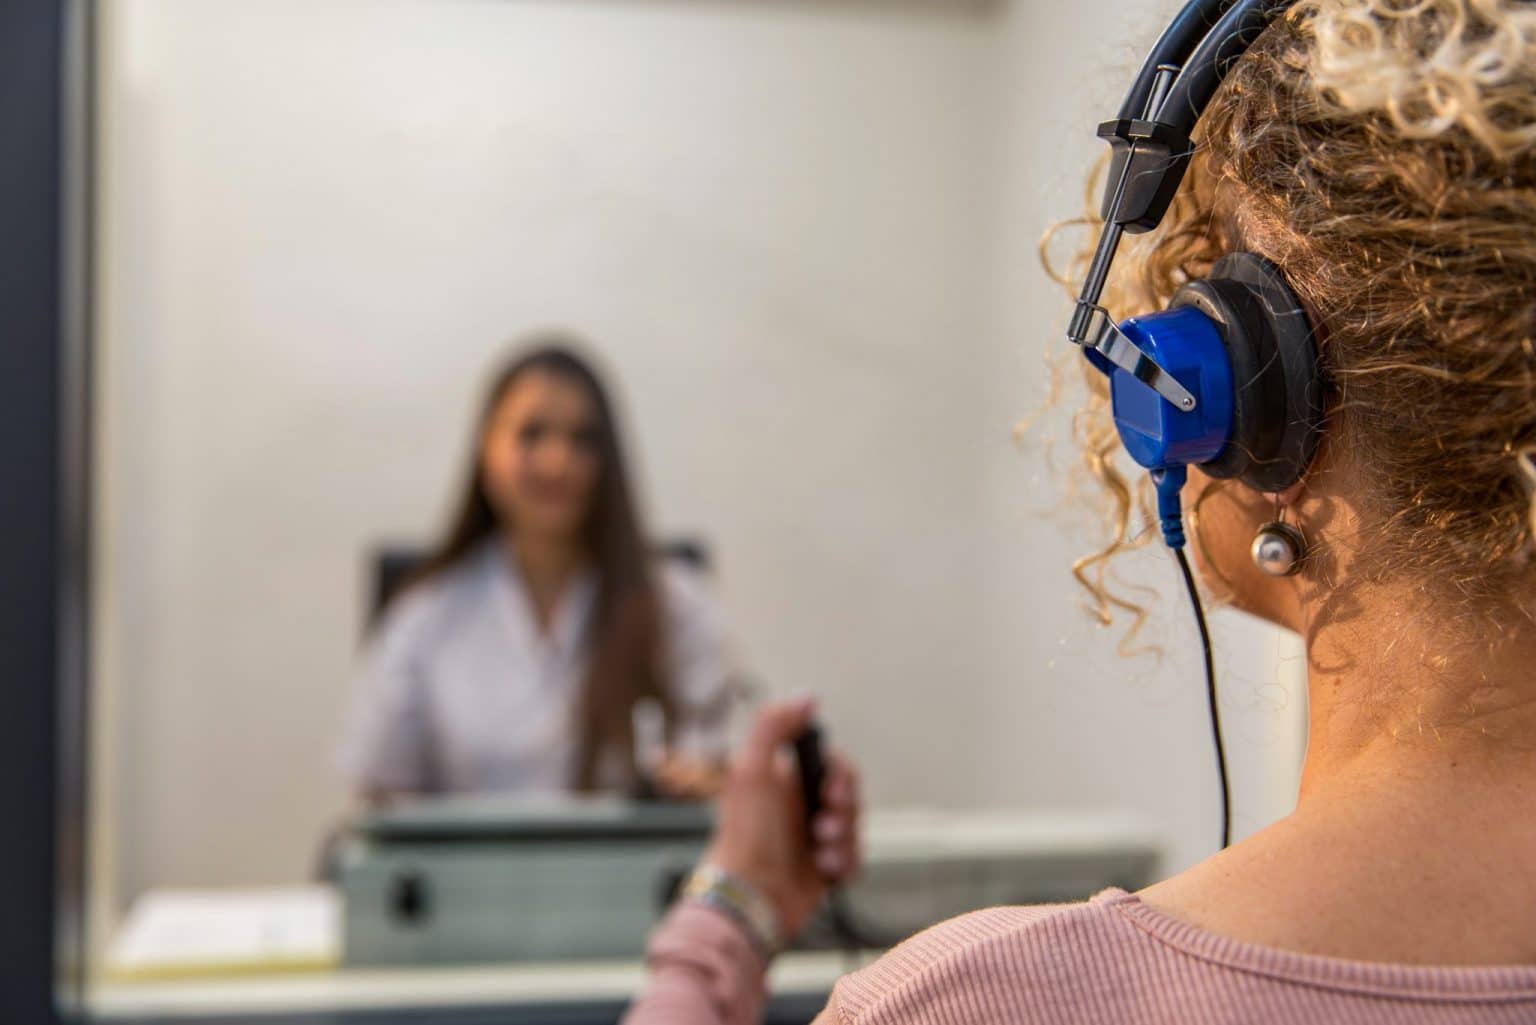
[339,339,734,802]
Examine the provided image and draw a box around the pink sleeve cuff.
[621,901,769,1025]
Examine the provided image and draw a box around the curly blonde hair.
[1055,0,1536,620]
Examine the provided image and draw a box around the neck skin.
[1279,460,1536,807]
[1298,580,1536,804]
[1279,583,1536,963]
[504,528,585,633]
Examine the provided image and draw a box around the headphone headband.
[1068,0,1323,534]
[1159,0,1295,136]
[1116,0,1230,122]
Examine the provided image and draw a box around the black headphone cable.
[1172,546,1231,850]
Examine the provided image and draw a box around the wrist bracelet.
[679,863,783,960]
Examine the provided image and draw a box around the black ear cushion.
[1171,252,1325,493]
[1172,277,1281,484]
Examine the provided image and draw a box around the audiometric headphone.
[1068,0,1328,848]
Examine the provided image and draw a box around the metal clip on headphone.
[1065,0,1327,849]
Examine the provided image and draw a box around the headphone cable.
[1172,546,1231,850]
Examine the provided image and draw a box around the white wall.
[93,0,1306,926]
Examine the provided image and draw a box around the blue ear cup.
[1099,251,1325,496]
[1107,305,1236,473]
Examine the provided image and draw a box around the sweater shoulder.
[832,894,1136,1025]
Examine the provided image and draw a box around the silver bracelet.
[679,863,783,960]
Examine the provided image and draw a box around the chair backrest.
[367,537,713,627]
[371,547,427,624]
[651,538,710,575]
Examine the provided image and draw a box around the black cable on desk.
[1173,546,1231,851]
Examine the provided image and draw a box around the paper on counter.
[108,886,340,981]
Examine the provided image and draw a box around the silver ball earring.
[1251,520,1307,577]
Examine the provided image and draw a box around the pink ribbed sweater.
[623,889,1536,1025]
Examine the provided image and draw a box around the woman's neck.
[504,531,586,633]
[1297,580,1536,803]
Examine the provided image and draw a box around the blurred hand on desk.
[648,754,729,800]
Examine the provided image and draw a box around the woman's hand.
[650,754,730,800]
[702,697,861,941]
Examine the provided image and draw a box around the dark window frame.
[0,0,89,1021]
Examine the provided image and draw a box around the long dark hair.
[413,338,672,790]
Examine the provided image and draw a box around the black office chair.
[371,548,428,625]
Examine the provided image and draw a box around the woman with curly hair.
[623,1,1536,1022]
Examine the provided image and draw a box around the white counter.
[89,951,867,1020]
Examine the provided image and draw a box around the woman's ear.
[1186,468,1310,632]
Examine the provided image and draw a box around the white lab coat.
[337,540,734,795]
